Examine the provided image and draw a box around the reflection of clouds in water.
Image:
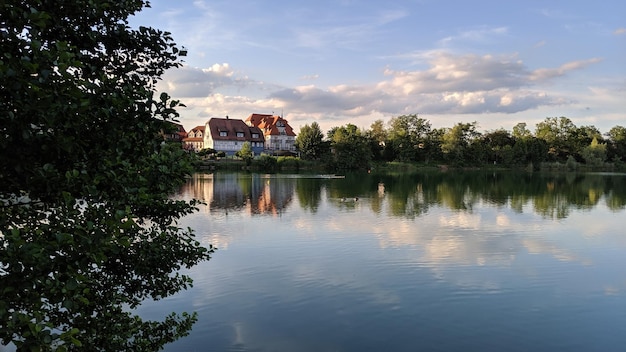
[422,231,518,268]
[496,213,511,227]
[376,219,422,248]
[199,232,232,250]
[292,217,313,232]
[438,211,482,230]
[290,261,402,308]
[186,184,623,313]
[522,238,591,265]
[574,207,626,246]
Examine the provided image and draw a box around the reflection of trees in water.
[603,175,626,211]
[180,171,626,218]
[295,178,323,213]
[319,171,626,219]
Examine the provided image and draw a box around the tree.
[366,119,388,161]
[295,122,326,160]
[512,136,548,167]
[236,141,254,165]
[387,114,432,162]
[329,124,371,169]
[481,129,515,165]
[581,138,607,167]
[606,125,626,162]
[440,122,481,165]
[571,125,603,160]
[535,117,577,161]
[512,122,532,139]
[1,1,212,350]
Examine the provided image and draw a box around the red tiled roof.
[184,125,205,139]
[245,113,296,137]
[189,125,205,133]
[207,118,264,142]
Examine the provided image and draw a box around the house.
[245,113,297,153]
[204,117,265,155]
[183,125,205,151]
[162,122,186,142]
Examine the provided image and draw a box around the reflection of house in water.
[210,173,250,211]
[177,173,213,203]
[179,173,294,215]
[248,176,294,215]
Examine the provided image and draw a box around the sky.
[129,0,625,135]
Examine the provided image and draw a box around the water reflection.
[180,171,626,219]
[146,171,626,352]
[180,173,295,215]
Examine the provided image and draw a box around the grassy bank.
[194,155,626,174]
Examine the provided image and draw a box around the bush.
[277,156,300,170]
[255,155,278,172]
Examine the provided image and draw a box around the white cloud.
[614,28,626,35]
[300,74,319,81]
[157,64,250,97]
[439,26,509,46]
[538,8,577,20]
[529,58,603,81]
[165,51,606,132]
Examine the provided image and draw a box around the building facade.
[182,125,205,151]
[204,117,265,155]
[245,113,297,152]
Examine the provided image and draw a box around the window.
[236,132,244,138]
[219,131,227,137]
[252,133,259,139]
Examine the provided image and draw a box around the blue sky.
[130,0,625,134]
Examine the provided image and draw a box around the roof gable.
[245,113,296,137]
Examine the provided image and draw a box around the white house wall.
[266,135,296,151]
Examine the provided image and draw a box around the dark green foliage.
[277,156,301,170]
[255,155,279,172]
[1,1,212,350]
[295,122,328,160]
[197,148,217,157]
[308,115,623,170]
[386,114,433,162]
[440,122,481,165]
[235,142,253,165]
[606,125,626,163]
[328,124,371,170]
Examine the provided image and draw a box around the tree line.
[294,115,626,170]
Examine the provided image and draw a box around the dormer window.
[252,133,259,138]
[219,131,227,137]
[236,132,244,138]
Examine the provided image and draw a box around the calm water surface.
[139,171,626,352]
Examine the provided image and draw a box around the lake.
[139,170,626,352]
